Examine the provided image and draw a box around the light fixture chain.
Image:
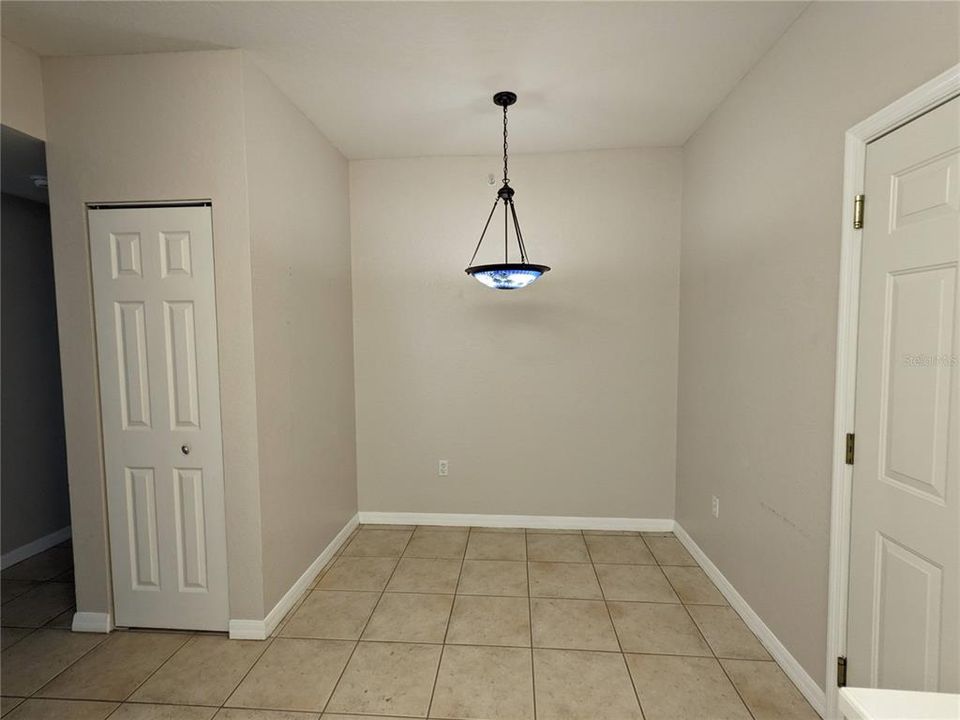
[502,104,509,185]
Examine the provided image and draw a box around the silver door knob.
[180,444,191,455]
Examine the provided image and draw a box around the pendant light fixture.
[465,91,550,290]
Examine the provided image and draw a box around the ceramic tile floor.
[0,528,821,719]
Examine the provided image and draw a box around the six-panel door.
[89,205,229,631]
[847,97,959,692]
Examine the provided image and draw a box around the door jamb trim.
[826,63,960,719]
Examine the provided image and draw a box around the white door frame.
[85,198,230,632]
[826,63,960,719]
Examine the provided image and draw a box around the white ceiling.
[1,1,807,159]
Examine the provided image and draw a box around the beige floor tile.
[43,609,74,629]
[360,523,417,531]
[110,704,218,719]
[37,631,190,700]
[279,591,379,640]
[403,530,468,559]
[527,562,602,600]
[526,528,581,534]
[594,565,679,603]
[1,547,74,581]
[533,649,642,720]
[130,635,266,706]
[465,532,526,561]
[456,560,527,597]
[315,557,398,592]
[322,716,413,720]
[626,654,751,720]
[526,534,590,563]
[687,605,769,660]
[1,697,24,717]
[0,583,75,628]
[721,659,820,720]
[608,602,711,656]
[326,641,442,717]
[413,525,469,533]
[469,526,524,533]
[430,645,534,720]
[1,627,32,651]
[1,580,37,604]
[226,638,353,713]
[0,629,106,696]
[386,558,461,594]
[341,529,412,557]
[216,710,318,720]
[582,529,641,536]
[362,593,453,643]
[446,596,530,647]
[662,566,726,605]
[274,589,312,633]
[2,699,117,719]
[645,536,697,566]
[530,599,619,651]
[584,535,656,565]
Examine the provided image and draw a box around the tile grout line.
[425,525,471,719]
[216,526,363,715]
[525,528,537,720]
[317,525,416,717]
[655,538,758,720]
[18,626,111,703]
[104,629,195,713]
[588,531,648,720]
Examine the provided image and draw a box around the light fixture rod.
[508,199,528,264]
[469,197,501,267]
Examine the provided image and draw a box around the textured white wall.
[242,60,358,610]
[351,148,681,519]
[42,50,265,619]
[677,0,960,688]
[1,37,46,139]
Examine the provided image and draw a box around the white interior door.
[847,97,959,692]
[89,205,228,631]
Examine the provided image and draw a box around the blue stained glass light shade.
[466,263,551,290]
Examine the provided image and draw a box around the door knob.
[180,444,191,455]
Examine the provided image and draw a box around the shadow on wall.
[1,124,72,567]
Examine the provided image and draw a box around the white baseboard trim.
[358,512,675,532]
[1,525,71,570]
[229,513,360,640]
[72,611,112,633]
[673,523,826,718]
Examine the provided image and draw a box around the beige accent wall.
[351,149,681,518]
[677,0,960,689]
[241,60,358,610]
[1,37,46,139]
[42,50,266,619]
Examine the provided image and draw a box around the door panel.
[881,265,955,503]
[115,301,152,429]
[847,96,959,692]
[89,205,228,631]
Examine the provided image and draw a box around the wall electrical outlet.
[711,496,720,519]
[438,460,449,477]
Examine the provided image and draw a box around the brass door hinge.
[845,433,855,465]
[853,194,865,229]
[837,656,847,687]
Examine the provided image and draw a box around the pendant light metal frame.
[465,91,550,288]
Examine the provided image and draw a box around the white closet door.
[89,205,228,631]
